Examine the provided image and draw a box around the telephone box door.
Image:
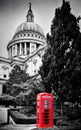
[36,93,54,128]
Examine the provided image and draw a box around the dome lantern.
[26,2,34,22]
[12,2,45,38]
[7,2,46,58]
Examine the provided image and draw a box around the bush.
[0,97,16,107]
[18,106,36,116]
[56,119,70,126]
[66,110,81,120]
[56,116,81,130]
[10,110,36,124]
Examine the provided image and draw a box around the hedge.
[10,110,36,124]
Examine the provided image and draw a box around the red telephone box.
[36,93,54,128]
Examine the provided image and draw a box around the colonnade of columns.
[8,42,30,58]
[8,42,38,58]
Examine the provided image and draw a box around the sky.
[0,0,81,58]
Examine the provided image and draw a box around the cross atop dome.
[26,2,34,22]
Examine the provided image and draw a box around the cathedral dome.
[7,3,46,59]
[13,2,45,38]
[14,22,45,37]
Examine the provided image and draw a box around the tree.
[9,65,29,84]
[4,65,29,96]
[39,0,81,110]
[3,65,43,106]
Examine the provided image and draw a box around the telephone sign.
[36,92,54,128]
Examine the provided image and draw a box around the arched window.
[31,34,33,37]
[35,35,37,37]
[3,74,7,78]
[24,34,26,36]
[28,34,30,36]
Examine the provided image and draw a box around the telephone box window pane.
[44,100,50,109]
[37,101,39,106]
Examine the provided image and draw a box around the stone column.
[0,83,3,95]
[29,42,30,54]
[9,48,11,58]
[20,43,21,55]
[12,45,16,57]
[30,42,32,54]
[8,48,10,58]
[15,44,17,56]
[25,42,27,55]
[11,46,12,57]
[17,44,19,55]
[30,42,36,54]
[17,44,18,55]
[12,46,13,57]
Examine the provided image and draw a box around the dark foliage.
[3,65,29,96]
[39,0,81,105]
[10,110,36,124]
[9,65,29,84]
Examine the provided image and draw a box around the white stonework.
[0,63,11,80]
[0,3,47,95]
[30,42,36,54]
[0,107,10,123]
[0,83,3,95]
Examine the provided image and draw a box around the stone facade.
[0,3,46,95]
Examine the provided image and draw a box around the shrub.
[66,110,81,120]
[10,110,36,124]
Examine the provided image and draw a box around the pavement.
[0,124,36,130]
[0,124,58,130]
